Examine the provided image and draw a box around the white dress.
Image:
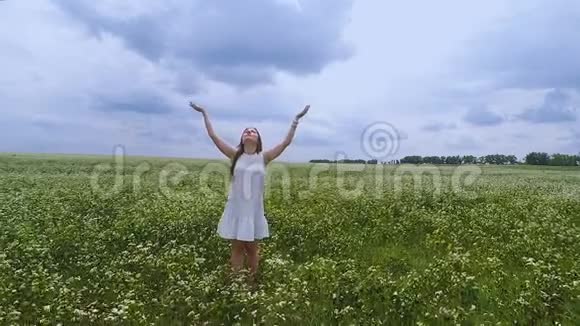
[217,151,270,241]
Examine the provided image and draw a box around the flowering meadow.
[1,153,579,324]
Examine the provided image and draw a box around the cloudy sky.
[1,0,579,162]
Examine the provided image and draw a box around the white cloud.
[2,0,580,161]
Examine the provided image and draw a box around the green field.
[1,153,580,324]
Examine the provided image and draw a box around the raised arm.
[189,102,237,159]
[264,105,310,164]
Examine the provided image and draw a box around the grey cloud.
[53,0,354,90]
[421,121,457,132]
[207,66,276,88]
[145,121,198,147]
[462,2,580,90]
[517,89,577,123]
[512,132,530,140]
[292,132,342,147]
[557,130,580,154]
[556,129,580,142]
[29,115,59,129]
[91,91,174,115]
[445,135,483,151]
[1,113,112,154]
[463,106,503,126]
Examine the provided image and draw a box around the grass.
[0,152,579,324]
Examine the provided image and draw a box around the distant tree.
[463,155,477,164]
[426,156,443,164]
[338,159,366,164]
[392,152,580,166]
[550,153,577,166]
[444,155,462,165]
[525,152,550,165]
[478,154,513,165]
[488,154,500,164]
[401,156,422,164]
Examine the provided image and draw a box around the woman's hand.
[264,105,310,164]
[189,101,236,158]
[295,105,310,121]
[189,101,206,115]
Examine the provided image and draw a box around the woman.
[189,101,309,281]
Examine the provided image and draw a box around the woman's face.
[242,128,259,144]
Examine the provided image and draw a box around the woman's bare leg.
[230,240,245,273]
[244,241,260,280]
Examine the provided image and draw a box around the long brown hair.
[230,128,263,176]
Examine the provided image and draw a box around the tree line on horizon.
[309,152,580,166]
